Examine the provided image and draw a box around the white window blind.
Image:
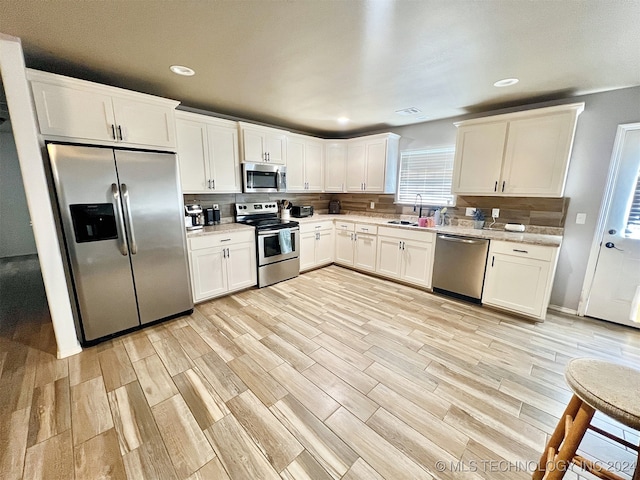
[625,167,640,236]
[396,147,456,206]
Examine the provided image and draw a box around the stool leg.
[545,400,595,480]
[533,395,583,480]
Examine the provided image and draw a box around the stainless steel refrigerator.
[48,143,193,343]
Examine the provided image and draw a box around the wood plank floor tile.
[170,325,213,360]
[341,457,385,480]
[70,375,114,445]
[33,351,68,389]
[152,334,194,376]
[198,327,245,362]
[121,332,156,363]
[23,430,73,480]
[234,333,285,371]
[205,414,281,480]
[310,347,378,394]
[98,343,137,392]
[68,346,101,387]
[281,450,334,480]
[193,351,247,402]
[0,407,30,480]
[132,354,179,407]
[122,442,178,480]
[173,368,228,430]
[186,457,231,480]
[227,354,288,407]
[27,376,70,447]
[227,390,304,472]
[260,333,315,371]
[74,428,126,480]
[325,407,433,479]
[152,394,215,478]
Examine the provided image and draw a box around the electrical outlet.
[576,213,587,224]
[212,204,219,209]
[492,208,500,218]
[465,207,475,216]
[370,202,375,209]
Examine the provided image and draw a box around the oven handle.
[258,227,300,235]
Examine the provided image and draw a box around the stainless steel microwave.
[242,162,287,193]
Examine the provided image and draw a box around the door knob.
[608,229,617,235]
[605,242,623,251]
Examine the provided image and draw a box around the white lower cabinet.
[376,227,435,288]
[300,221,334,271]
[482,240,558,319]
[188,230,256,303]
[354,224,378,272]
[334,222,356,265]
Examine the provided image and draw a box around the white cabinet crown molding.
[453,102,584,127]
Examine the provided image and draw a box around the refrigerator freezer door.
[114,150,193,324]
[48,144,140,340]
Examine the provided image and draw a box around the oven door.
[258,227,299,266]
[243,163,287,193]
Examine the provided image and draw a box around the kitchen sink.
[387,220,418,226]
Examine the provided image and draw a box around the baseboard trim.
[548,304,578,316]
[57,342,82,359]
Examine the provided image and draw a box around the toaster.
[291,205,314,218]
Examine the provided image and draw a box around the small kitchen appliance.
[203,205,221,225]
[185,204,203,230]
[329,200,341,214]
[291,205,313,218]
[235,202,300,287]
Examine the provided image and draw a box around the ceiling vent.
[395,107,422,116]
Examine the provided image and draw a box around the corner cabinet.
[27,69,178,150]
[300,220,334,271]
[175,112,241,193]
[376,227,435,288]
[346,133,400,193]
[187,230,257,303]
[482,241,559,319]
[286,134,324,192]
[239,122,288,164]
[452,103,584,197]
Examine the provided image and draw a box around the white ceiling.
[1,0,639,136]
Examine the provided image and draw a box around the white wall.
[388,85,640,312]
[0,120,38,257]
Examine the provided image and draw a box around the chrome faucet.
[413,194,423,218]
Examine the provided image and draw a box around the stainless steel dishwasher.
[432,234,490,303]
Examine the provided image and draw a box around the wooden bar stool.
[533,358,640,480]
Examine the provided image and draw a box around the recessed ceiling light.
[493,78,519,87]
[337,117,349,124]
[170,65,195,76]
[395,107,422,116]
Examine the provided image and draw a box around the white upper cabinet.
[345,133,400,193]
[28,69,178,150]
[176,111,240,194]
[324,141,347,192]
[239,122,288,164]
[452,103,583,197]
[286,134,324,192]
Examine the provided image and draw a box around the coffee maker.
[184,204,203,230]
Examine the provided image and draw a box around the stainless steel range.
[235,202,300,287]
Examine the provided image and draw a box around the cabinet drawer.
[355,224,377,235]
[335,221,355,232]
[490,240,556,262]
[300,221,334,234]
[377,226,434,243]
[189,230,255,251]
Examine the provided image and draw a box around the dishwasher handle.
[437,234,486,245]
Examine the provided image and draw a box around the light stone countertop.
[185,222,255,237]
[294,214,563,247]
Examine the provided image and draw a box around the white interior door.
[586,126,640,327]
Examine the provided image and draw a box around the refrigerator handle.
[111,183,128,256]
[120,183,138,255]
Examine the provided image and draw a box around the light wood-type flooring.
[2,257,640,479]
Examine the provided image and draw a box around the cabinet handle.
[315,225,321,229]
[111,124,116,140]
[117,125,123,141]
[513,249,529,254]
[220,238,232,242]
[491,255,494,267]
[223,248,227,258]
[398,241,401,250]
[361,228,368,231]
[267,152,270,162]
[207,179,211,189]
[226,248,230,257]
[502,181,505,192]
[211,179,215,189]
[363,183,366,190]
[494,181,498,192]
[402,241,405,250]
[316,233,320,240]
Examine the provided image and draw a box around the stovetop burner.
[235,202,299,230]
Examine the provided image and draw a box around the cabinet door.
[242,129,266,162]
[376,237,402,278]
[354,234,377,271]
[300,232,317,271]
[483,253,550,318]
[364,139,386,192]
[265,132,287,164]
[208,124,241,193]
[316,230,334,266]
[112,97,176,148]
[226,242,257,291]
[31,81,116,142]
[452,122,507,195]
[190,248,226,302]
[501,112,575,197]
[346,142,366,192]
[325,142,347,192]
[334,230,354,265]
[176,119,210,192]
[401,239,433,287]
[305,140,324,191]
[286,137,306,191]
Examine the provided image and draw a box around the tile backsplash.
[183,192,569,228]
